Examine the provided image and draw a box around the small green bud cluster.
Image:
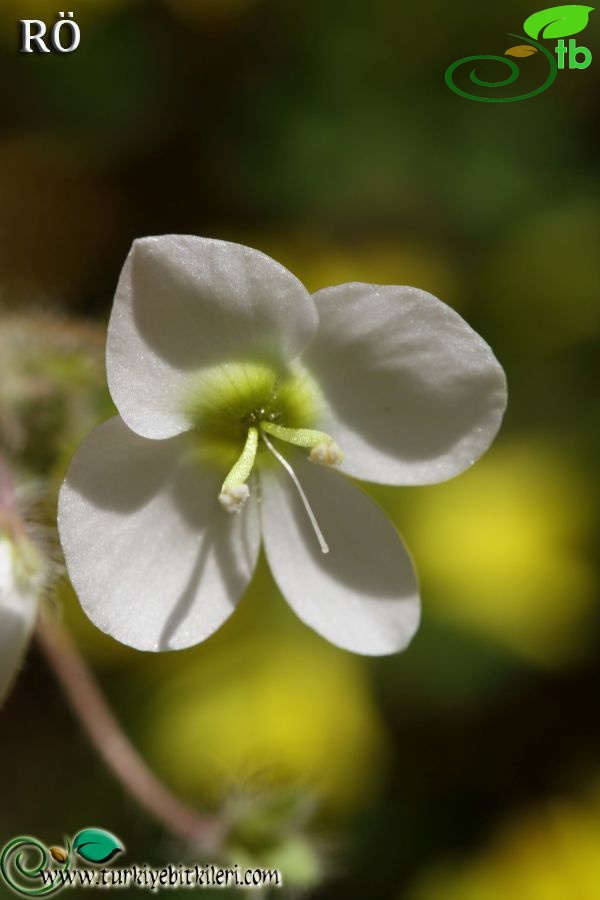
[224,787,324,890]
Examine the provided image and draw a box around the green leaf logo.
[72,829,123,865]
[524,5,594,39]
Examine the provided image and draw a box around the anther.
[219,483,250,514]
[309,440,343,467]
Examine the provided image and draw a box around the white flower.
[58,236,507,656]
[0,528,40,704]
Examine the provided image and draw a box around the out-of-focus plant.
[0,312,108,701]
[138,628,390,815]
[224,787,324,889]
[406,785,600,900]
[385,441,594,667]
[483,197,600,351]
[0,312,111,472]
[241,234,462,309]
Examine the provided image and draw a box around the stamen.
[261,432,329,554]
[219,427,258,513]
[260,422,343,466]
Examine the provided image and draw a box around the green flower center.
[181,359,342,548]
[183,360,321,469]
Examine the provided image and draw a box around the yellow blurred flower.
[243,234,462,308]
[407,790,600,900]
[393,441,595,666]
[140,631,389,814]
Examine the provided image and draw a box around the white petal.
[260,455,420,655]
[58,417,260,651]
[0,540,37,705]
[304,284,507,485]
[107,236,319,439]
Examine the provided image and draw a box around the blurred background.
[0,0,598,896]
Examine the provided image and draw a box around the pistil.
[213,376,343,536]
[261,432,329,555]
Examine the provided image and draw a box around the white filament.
[261,433,329,554]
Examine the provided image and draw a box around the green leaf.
[523,5,594,40]
[72,829,124,865]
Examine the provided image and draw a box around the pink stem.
[36,616,226,852]
[0,453,16,511]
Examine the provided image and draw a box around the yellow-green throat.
[183,360,343,552]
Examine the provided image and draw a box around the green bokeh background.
[0,0,598,896]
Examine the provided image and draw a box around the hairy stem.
[0,453,16,512]
[35,615,226,852]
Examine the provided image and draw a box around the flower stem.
[35,615,226,852]
[0,452,16,512]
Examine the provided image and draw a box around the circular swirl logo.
[0,829,123,896]
[0,837,70,896]
[445,34,557,102]
[445,5,594,102]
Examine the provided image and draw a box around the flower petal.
[58,417,260,651]
[260,455,420,655]
[107,236,319,439]
[304,284,507,485]
[0,540,37,705]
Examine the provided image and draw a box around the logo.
[445,4,594,101]
[0,829,123,896]
[19,12,81,54]
[0,830,281,894]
